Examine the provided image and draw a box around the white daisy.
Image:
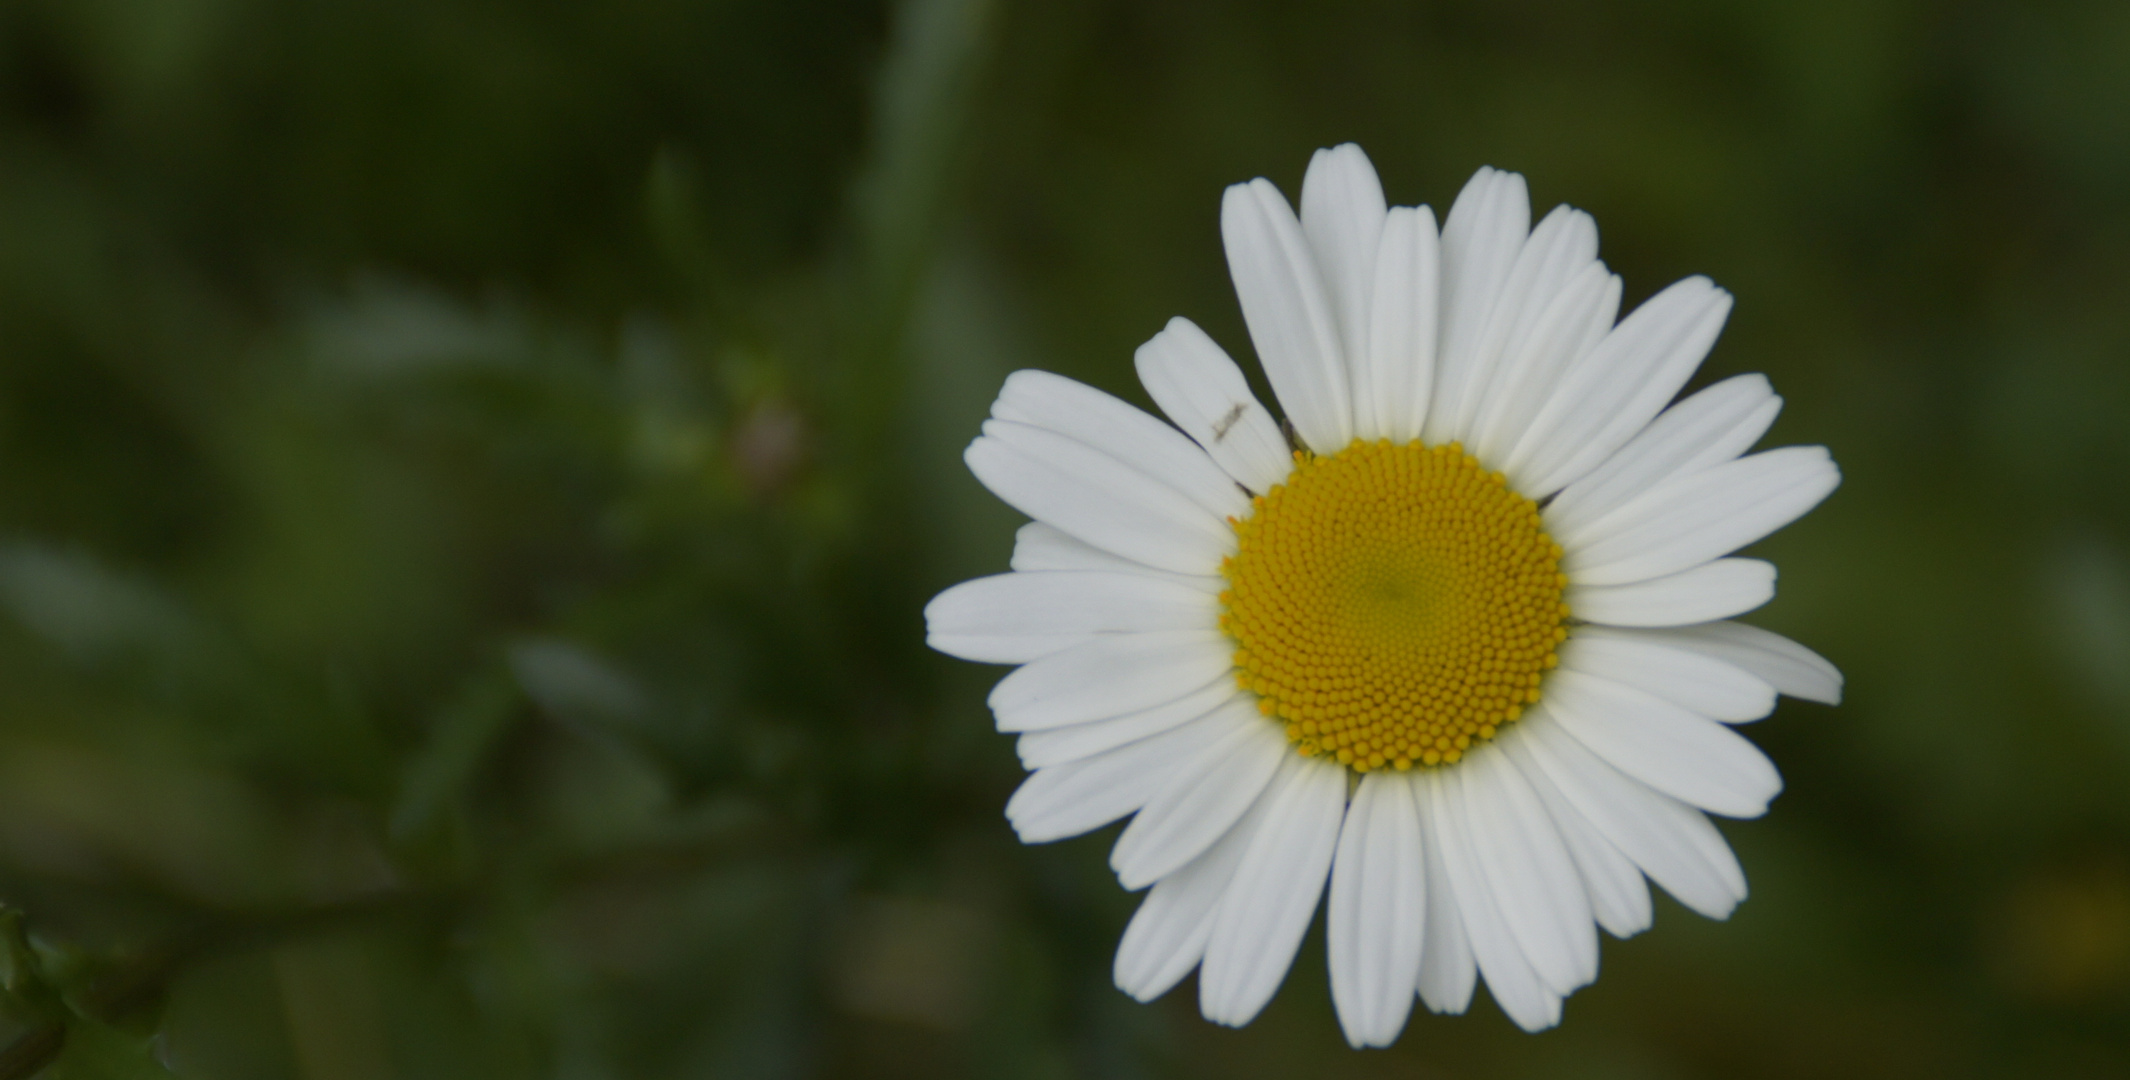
[924,144,1842,1043]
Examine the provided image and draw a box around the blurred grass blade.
[390,669,522,840]
[843,0,1000,398]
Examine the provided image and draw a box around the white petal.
[987,630,1233,732]
[967,423,1234,575]
[1425,167,1531,446]
[1415,774,1477,1015]
[1423,770,1563,1032]
[1544,668,1782,818]
[1009,522,1224,593]
[924,631,1085,666]
[1016,683,1244,770]
[1200,755,1346,1027]
[1450,205,1602,453]
[1629,621,1843,705]
[1222,178,1353,453]
[1365,206,1441,443]
[1561,627,1778,722]
[1500,728,1654,938]
[1507,276,1734,497]
[1514,711,1747,919]
[1300,144,1389,435]
[1111,710,1287,889]
[1004,704,1239,843]
[1134,318,1294,494]
[992,369,1251,522]
[1328,773,1426,1048]
[1566,558,1776,628]
[1544,374,1780,542]
[1562,446,1840,586]
[1113,774,1278,1001]
[925,571,1219,665]
[1458,747,1597,996]
[1471,261,1619,471]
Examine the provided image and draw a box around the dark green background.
[0,1,2126,1077]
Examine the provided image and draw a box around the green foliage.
[0,0,2126,1077]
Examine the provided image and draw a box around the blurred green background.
[0,0,2126,1077]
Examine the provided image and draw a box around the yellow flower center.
[1219,440,1568,772]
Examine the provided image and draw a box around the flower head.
[925,145,1841,1042]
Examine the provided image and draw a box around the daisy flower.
[924,145,1841,1043]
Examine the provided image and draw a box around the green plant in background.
[0,0,1005,1073]
[0,0,2126,1078]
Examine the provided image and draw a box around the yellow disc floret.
[1219,440,1568,772]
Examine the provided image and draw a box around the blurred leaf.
[390,668,521,841]
[851,0,1001,322]
[2041,535,2130,751]
[0,544,201,673]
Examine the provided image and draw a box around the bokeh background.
[0,0,2126,1077]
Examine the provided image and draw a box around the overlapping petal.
[1469,259,1620,468]
[986,630,1232,732]
[1566,558,1776,628]
[1510,712,1749,919]
[1328,773,1426,1047]
[1113,776,1276,1001]
[1200,755,1346,1026]
[1424,770,1562,1032]
[1452,205,1602,455]
[1561,445,1840,587]
[1544,373,1781,540]
[1458,747,1598,996]
[1631,621,1844,705]
[1111,709,1287,889]
[1503,738,1653,938]
[1134,318,1294,494]
[966,421,1235,574]
[1544,667,1783,818]
[1561,628,1777,722]
[1415,780,1479,1016]
[1506,276,1735,496]
[1364,205,1441,443]
[1299,144,1388,410]
[1425,167,1531,446]
[925,570,1220,664]
[1005,703,1239,843]
[1009,522,1224,591]
[1223,178,1352,454]
[1014,681,1243,769]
